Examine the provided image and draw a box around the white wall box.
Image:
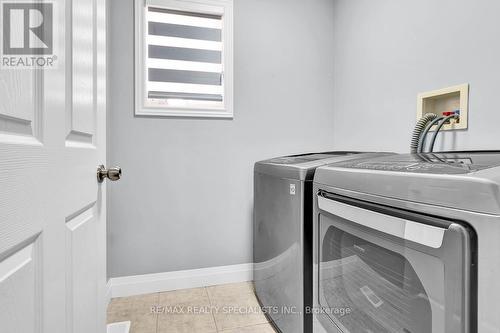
[417,84,469,131]
[135,0,234,118]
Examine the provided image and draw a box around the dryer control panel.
[267,152,359,165]
[330,152,500,174]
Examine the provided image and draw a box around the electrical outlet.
[417,84,469,131]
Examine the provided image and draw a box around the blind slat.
[148,81,223,95]
[147,11,222,29]
[148,91,223,102]
[148,6,222,20]
[148,45,221,64]
[147,35,222,51]
[147,58,222,73]
[149,22,221,42]
[148,68,221,86]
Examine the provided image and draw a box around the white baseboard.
[108,263,253,298]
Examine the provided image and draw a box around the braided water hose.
[417,116,444,153]
[429,114,459,152]
[410,113,438,153]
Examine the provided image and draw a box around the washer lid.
[314,151,500,214]
[254,152,394,181]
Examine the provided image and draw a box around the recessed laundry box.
[253,151,394,333]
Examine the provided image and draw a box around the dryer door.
[315,192,476,333]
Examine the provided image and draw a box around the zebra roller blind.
[146,6,224,108]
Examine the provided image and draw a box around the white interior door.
[0,0,108,332]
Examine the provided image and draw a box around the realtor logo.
[1,1,57,68]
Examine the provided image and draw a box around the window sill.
[135,107,233,119]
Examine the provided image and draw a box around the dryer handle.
[317,194,446,249]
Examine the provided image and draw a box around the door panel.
[0,240,42,333]
[0,71,42,142]
[67,0,96,146]
[66,205,98,333]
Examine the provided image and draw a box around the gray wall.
[107,0,336,277]
[331,0,500,153]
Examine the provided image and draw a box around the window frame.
[134,0,234,118]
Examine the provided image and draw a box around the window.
[135,0,233,118]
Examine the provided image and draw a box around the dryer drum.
[320,225,432,333]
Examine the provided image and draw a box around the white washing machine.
[312,151,500,333]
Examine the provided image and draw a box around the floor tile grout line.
[218,322,273,333]
[208,284,270,332]
[206,286,220,332]
[155,292,160,333]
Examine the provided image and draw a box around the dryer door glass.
[316,194,475,333]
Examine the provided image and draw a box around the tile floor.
[107,282,276,333]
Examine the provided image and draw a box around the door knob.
[97,165,122,183]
